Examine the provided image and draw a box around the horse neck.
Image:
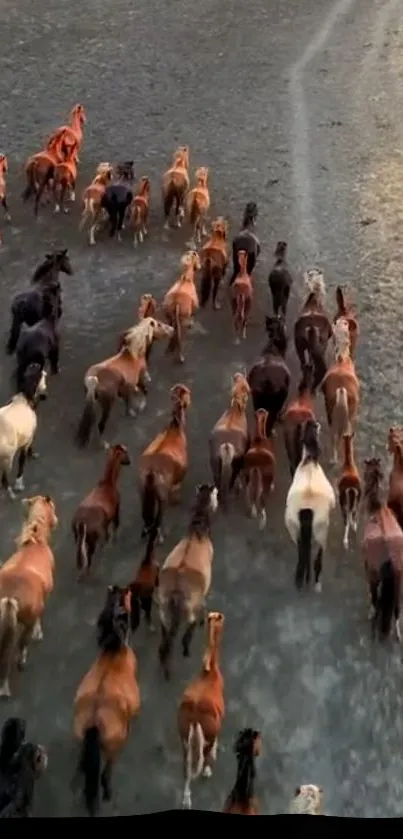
[179,268,195,286]
[392,446,403,475]
[229,753,256,808]
[335,348,351,365]
[263,340,284,358]
[101,455,122,488]
[32,261,57,285]
[188,504,211,540]
[296,386,314,410]
[18,520,49,548]
[227,396,246,420]
[70,113,82,132]
[342,436,356,470]
[202,631,221,675]
[170,403,186,431]
[253,415,267,443]
[365,479,383,514]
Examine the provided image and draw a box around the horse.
[15,293,60,390]
[101,161,135,241]
[334,285,359,358]
[230,249,253,343]
[76,317,173,448]
[294,269,333,372]
[6,248,73,355]
[247,316,290,437]
[0,494,58,697]
[52,144,80,214]
[289,785,324,815]
[223,729,261,815]
[138,384,191,542]
[162,250,201,364]
[200,217,229,310]
[130,176,150,246]
[0,739,47,817]
[321,318,360,464]
[229,202,260,285]
[79,162,114,245]
[0,718,26,775]
[0,364,47,500]
[48,104,87,157]
[22,135,68,216]
[282,362,316,478]
[158,484,218,680]
[162,146,190,229]
[117,293,158,367]
[337,432,361,550]
[362,457,403,642]
[186,167,210,245]
[242,409,275,529]
[74,585,140,816]
[285,420,336,592]
[72,444,131,579]
[268,241,293,318]
[178,612,225,809]
[0,154,11,245]
[387,427,403,531]
[129,524,160,634]
[209,373,250,508]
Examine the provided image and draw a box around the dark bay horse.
[15,294,60,390]
[229,202,260,285]
[101,161,135,241]
[247,316,290,436]
[268,241,293,319]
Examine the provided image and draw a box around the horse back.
[244,444,275,476]
[295,311,332,342]
[0,401,37,447]
[139,450,187,490]
[95,352,145,386]
[210,427,249,459]
[163,168,189,192]
[248,357,290,394]
[0,545,54,622]
[161,537,213,589]
[179,679,224,735]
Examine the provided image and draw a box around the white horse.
[0,364,47,499]
[285,419,336,591]
[289,784,323,815]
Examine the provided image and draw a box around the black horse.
[268,241,293,319]
[229,202,260,285]
[0,717,47,818]
[101,161,135,240]
[247,316,291,436]
[15,293,60,390]
[6,248,73,355]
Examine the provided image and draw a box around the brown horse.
[387,427,403,531]
[139,384,191,541]
[162,146,190,229]
[187,167,210,246]
[53,144,79,214]
[129,525,160,634]
[178,612,225,809]
[158,484,218,680]
[130,176,150,246]
[242,409,275,529]
[22,135,66,216]
[223,729,261,815]
[74,585,140,816]
[248,316,290,437]
[321,319,360,464]
[338,432,361,550]
[72,444,131,579]
[210,373,250,508]
[362,457,403,641]
[334,285,359,358]
[79,162,113,245]
[294,269,333,374]
[282,362,316,477]
[0,154,11,245]
[230,249,253,343]
[162,250,201,364]
[0,495,58,697]
[200,217,229,310]
[76,317,173,448]
[48,104,86,157]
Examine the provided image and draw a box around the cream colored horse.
[0,369,47,499]
[0,495,58,697]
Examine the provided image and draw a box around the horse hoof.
[179,356,185,364]
[7,489,16,501]
[5,214,11,223]
[203,766,212,778]
[137,399,147,413]
[128,408,137,418]
[213,303,221,311]
[258,512,267,530]
[314,582,322,594]
[182,647,190,658]
[0,681,11,698]
[18,650,28,671]
[343,538,349,550]
[234,337,240,345]
[14,478,24,493]
[148,623,156,634]
[30,452,39,460]
[182,794,192,810]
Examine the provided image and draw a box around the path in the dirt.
[0,0,402,818]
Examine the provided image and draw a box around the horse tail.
[75,522,88,573]
[186,722,205,780]
[21,161,37,201]
[76,376,98,448]
[6,311,22,355]
[296,508,313,590]
[163,181,177,219]
[336,285,347,314]
[78,726,101,817]
[79,197,95,231]
[0,597,19,697]
[168,303,181,354]
[189,196,199,226]
[200,257,213,307]
[218,442,235,508]
[141,471,162,535]
[377,558,399,639]
[236,292,245,324]
[247,466,262,518]
[332,387,350,436]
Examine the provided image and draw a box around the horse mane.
[301,421,321,464]
[333,318,350,360]
[303,269,326,305]
[289,785,323,815]
[242,202,258,229]
[227,729,258,808]
[121,318,155,357]
[188,488,213,540]
[96,588,130,653]
[364,461,384,513]
[16,513,50,548]
[31,255,54,284]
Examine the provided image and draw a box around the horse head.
[290,784,323,815]
[388,427,403,457]
[180,249,201,273]
[138,293,157,320]
[0,154,8,174]
[104,442,131,468]
[242,201,258,228]
[173,146,189,169]
[50,248,73,276]
[21,364,48,403]
[301,419,321,462]
[171,383,191,411]
[274,240,287,259]
[303,268,326,309]
[138,175,150,196]
[194,166,208,187]
[195,483,219,514]
[71,103,86,125]
[0,718,26,773]
[202,611,225,671]
[21,495,58,532]
[212,216,228,240]
[231,372,250,409]
[363,456,383,506]
[264,315,288,355]
[234,727,261,761]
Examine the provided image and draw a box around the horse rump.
[295,508,313,590]
[78,725,101,817]
[375,558,400,640]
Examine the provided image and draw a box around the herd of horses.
[0,106,398,819]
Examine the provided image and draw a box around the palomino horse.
[362,457,403,641]
[139,384,191,541]
[22,135,68,216]
[79,162,114,245]
[223,729,261,815]
[200,217,229,309]
[74,585,140,816]
[162,146,190,229]
[247,316,290,437]
[387,427,403,531]
[289,785,324,815]
[162,250,201,364]
[285,420,336,591]
[321,318,360,464]
[0,154,11,245]
[334,285,359,358]
[0,495,58,697]
[52,144,80,214]
[186,167,210,246]
[268,241,293,319]
[158,484,218,680]
[242,409,275,529]
[48,104,87,157]
[294,269,333,374]
[72,444,131,578]
[282,362,316,478]
[229,202,260,285]
[178,612,225,809]
[230,249,253,343]
[209,373,250,508]
[0,736,48,817]
[130,176,150,246]
[76,317,173,448]
[0,364,47,499]
[117,294,158,367]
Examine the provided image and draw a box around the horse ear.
[21,497,33,508]
[61,248,68,255]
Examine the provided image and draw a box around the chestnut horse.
[223,729,261,815]
[117,294,158,367]
[0,154,11,245]
[294,269,332,374]
[338,432,361,550]
[230,249,253,343]
[22,135,67,216]
[72,444,131,579]
[333,285,359,358]
[74,585,140,816]
[210,373,250,508]
[139,384,191,541]
[321,318,360,464]
[129,524,160,634]
[282,362,316,477]
[248,316,290,437]
[362,457,403,641]
[79,163,114,245]
[53,144,79,214]
[162,250,201,364]
[76,317,173,447]
[187,167,210,246]
[131,176,150,246]
[158,484,218,680]
[162,146,190,229]
[0,495,58,697]
[48,104,86,157]
[242,409,275,529]
[387,427,403,531]
[178,612,225,809]
[200,217,229,310]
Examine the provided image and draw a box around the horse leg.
[212,271,222,310]
[203,737,218,778]
[140,595,155,632]
[17,624,35,670]
[27,444,39,460]
[14,447,28,493]
[98,395,112,444]
[101,759,113,802]
[158,624,173,681]
[112,504,120,541]
[1,463,15,500]
[136,369,148,412]
[2,196,11,222]
[49,341,60,375]
[313,548,323,592]
[181,619,197,658]
[32,617,44,641]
